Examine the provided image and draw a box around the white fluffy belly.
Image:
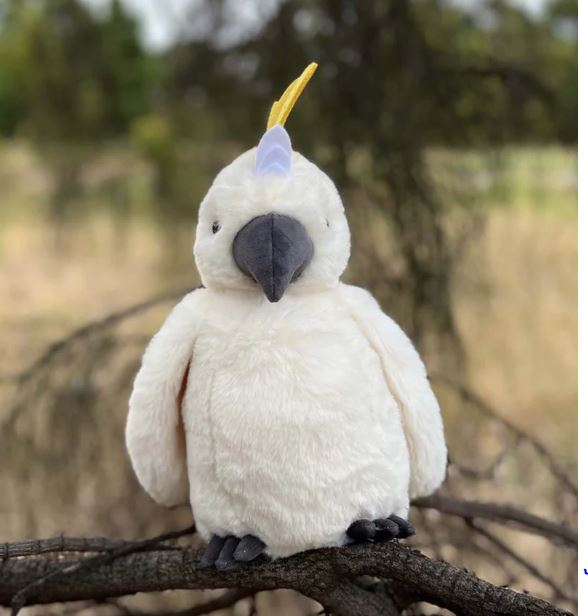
[183,303,410,557]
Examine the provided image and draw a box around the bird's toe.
[388,514,416,539]
[374,518,400,542]
[347,515,416,544]
[347,519,377,542]
[234,534,266,563]
[214,536,240,570]
[199,534,224,568]
[200,533,267,570]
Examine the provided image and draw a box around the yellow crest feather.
[266,62,318,130]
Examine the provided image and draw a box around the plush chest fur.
[181,286,411,556]
[185,287,398,434]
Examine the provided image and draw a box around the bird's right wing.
[341,285,447,499]
[126,290,202,508]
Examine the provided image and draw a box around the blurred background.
[0,0,577,614]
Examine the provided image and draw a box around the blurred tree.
[131,113,178,204]
[99,0,162,132]
[0,0,158,223]
[0,0,158,139]
[545,0,577,143]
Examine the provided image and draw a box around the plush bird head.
[194,63,350,303]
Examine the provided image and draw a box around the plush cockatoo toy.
[126,63,447,570]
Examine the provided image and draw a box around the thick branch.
[7,525,195,615]
[0,540,572,616]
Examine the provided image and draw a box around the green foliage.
[0,0,577,145]
[131,113,174,167]
[0,0,159,142]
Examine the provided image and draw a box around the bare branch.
[7,525,196,615]
[413,493,577,547]
[169,589,255,616]
[467,521,576,604]
[448,447,514,481]
[432,375,577,496]
[5,287,192,389]
[2,287,193,432]
[0,535,182,560]
[0,536,573,616]
[105,589,256,616]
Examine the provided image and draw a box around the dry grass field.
[0,145,576,458]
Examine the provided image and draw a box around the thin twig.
[432,375,577,496]
[413,493,577,547]
[448,444,515,481]
[105,589,255,616]
[10,288,193,388]
[187,590,256,616]
[2,287,193,430]
[467,520,576,604]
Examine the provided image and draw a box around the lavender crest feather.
[255,125,292,177]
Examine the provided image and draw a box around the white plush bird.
[126,63,447,569]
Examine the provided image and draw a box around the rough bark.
[0,540,573,616]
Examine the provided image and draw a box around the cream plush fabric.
[126,146,447,559]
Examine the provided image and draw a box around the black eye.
[326,219,330,228]
[212,221,220,234]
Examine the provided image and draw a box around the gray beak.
[232,213,314,303]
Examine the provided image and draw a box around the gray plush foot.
[199,534,267,570]
[347,515,415,543]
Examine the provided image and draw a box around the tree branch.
[432,375,577,496]
[165,589,255,616]
[0,536,181,559]
[105,588,256,616]
[414,493,577,547]
[0,537,572,616]
[467,521,575,603]
[3,287,192,389]
[6,525,196,616]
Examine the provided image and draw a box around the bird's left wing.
[341,285,447,499]
[126,290,202,508]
